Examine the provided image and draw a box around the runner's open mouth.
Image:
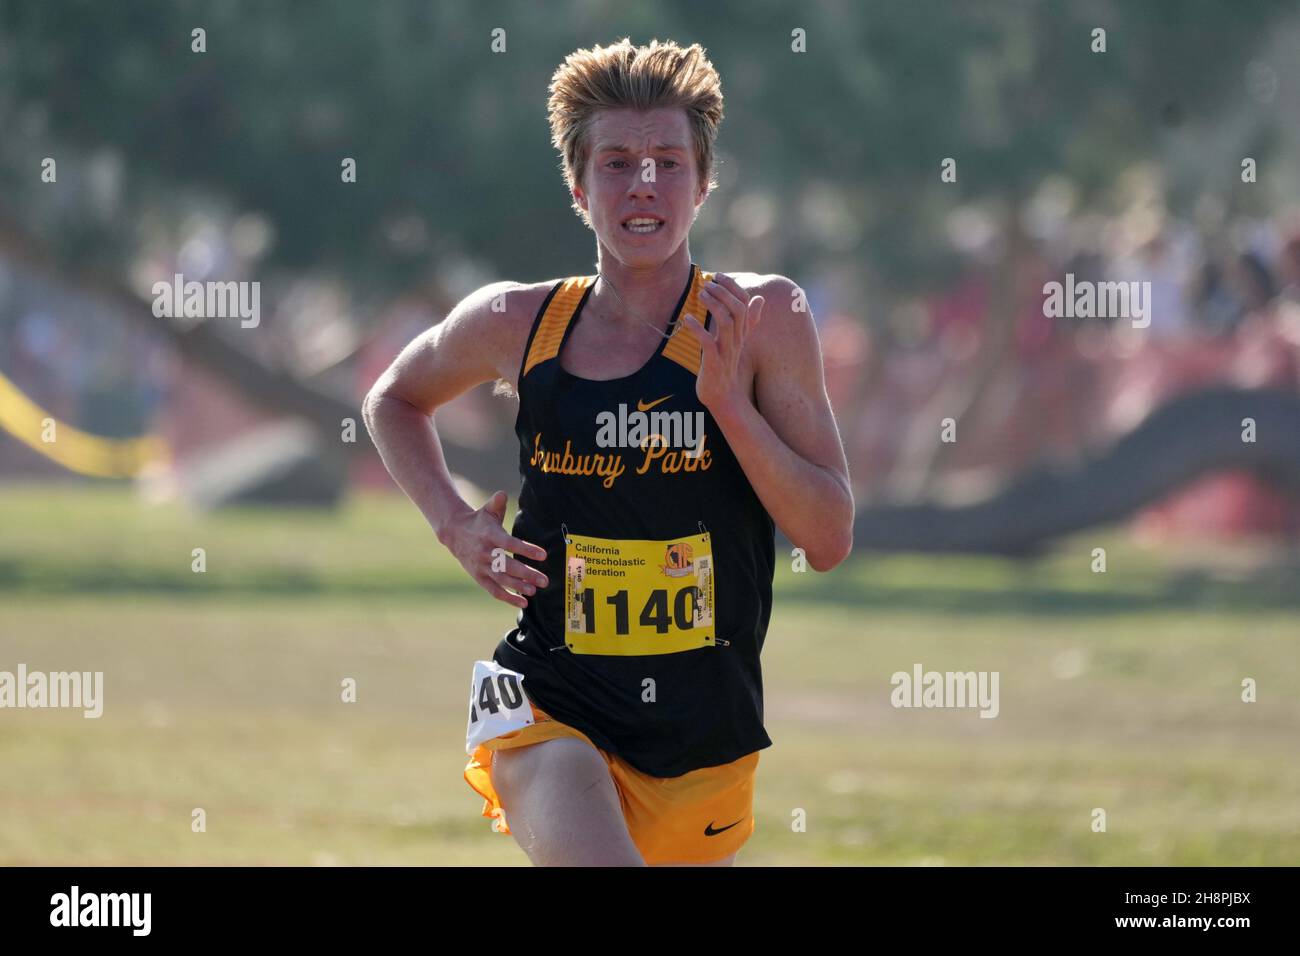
[623,218,664,234]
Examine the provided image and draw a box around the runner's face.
[574,107,707,265]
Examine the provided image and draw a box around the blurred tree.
[2,0,1292,299]
[0,0,1294,513]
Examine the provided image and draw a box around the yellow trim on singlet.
[521,267,716,380]
[662,268,714,374]
[521,275,595,378]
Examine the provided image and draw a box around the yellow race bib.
[564,529,716,656]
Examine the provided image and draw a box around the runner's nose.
[626,158,658,200]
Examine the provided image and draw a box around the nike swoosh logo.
[704,818,743,836]
[636,394,673,412]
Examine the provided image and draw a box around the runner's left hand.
[683,274,763,418]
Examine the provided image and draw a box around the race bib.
[465,660,534,754]
[563,529,716,656]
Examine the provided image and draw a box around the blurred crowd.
[0,267,175,447]
[816,201,1300,537]
[4,197,1299,539]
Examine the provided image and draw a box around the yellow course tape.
[0,369,168,478]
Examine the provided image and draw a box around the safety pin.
[561,522,571,544]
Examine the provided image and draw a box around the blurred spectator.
[1188,258,1239,338]
[1280,232,1300,304]
[1228,251,1277,325]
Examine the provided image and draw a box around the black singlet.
[491,262,775,778]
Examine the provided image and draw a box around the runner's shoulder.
[452,278,555,331]
[449,278,565,395]
[720,271,800,301]
[713,271,814,356]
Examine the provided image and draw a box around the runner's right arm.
[362,282,550,609]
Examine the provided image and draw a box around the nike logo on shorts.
[704,818,743,836]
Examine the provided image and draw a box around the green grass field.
[1,483,1297,865]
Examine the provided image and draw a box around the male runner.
[363,37,853,866]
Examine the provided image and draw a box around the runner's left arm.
[685,273,853,572]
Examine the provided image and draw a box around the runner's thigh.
[490,737,646,866]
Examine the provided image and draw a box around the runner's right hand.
[440,490,549,609]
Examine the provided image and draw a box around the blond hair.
[547,38,724,225]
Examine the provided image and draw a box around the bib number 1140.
[572,585,703,635]
[564,531,716,656]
